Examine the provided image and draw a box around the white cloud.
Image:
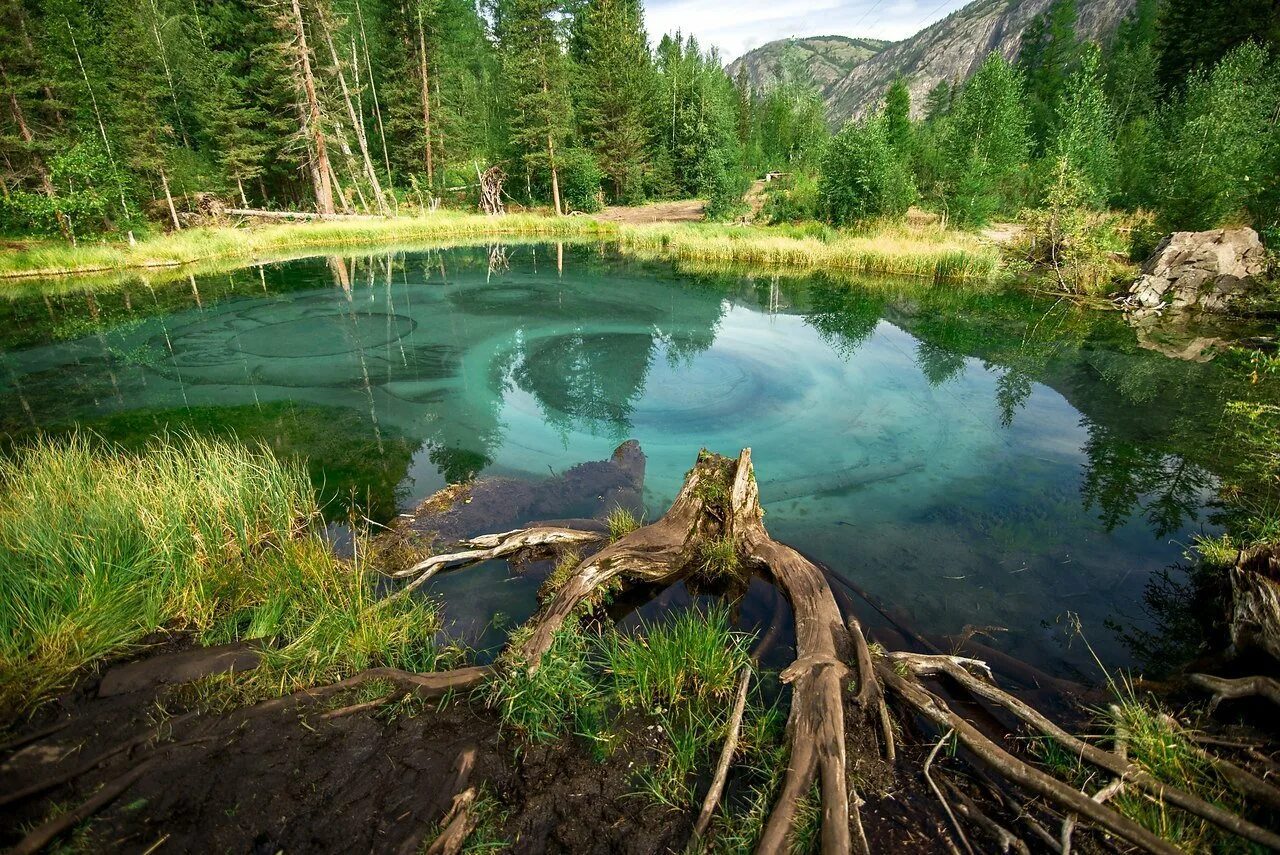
[643,0,973,62]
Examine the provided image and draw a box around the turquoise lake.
[0,244,1241,679]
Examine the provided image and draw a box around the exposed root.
[0,711,197,809]
[691,666,752,843]
[390,526,604,596]
[320,695,397,721]
[942,781,1030,855]
[424,788,478,855]
[10,759,155,855]
[890,653,1280,851]
[1160,713,1280,811]
[0,721,71,756]
[877,660,1182,855]
[847,617,894,762]
[245,666,490,717]
[1190,672,1280,713]
[924,729,975,855]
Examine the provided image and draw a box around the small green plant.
[540,549,581,603]
[487,626,598,745]
[602,607,750,710]
[696,536,740,578]
[605,506,641,542]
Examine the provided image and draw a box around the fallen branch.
[892,653,1280,851]
[1189,673,1280,713]
[691,666,752,843]
[399,744,478,855]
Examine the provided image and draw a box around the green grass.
[0,211,1001,285]
[696,536,741,578]
[486,625,599,745]
[0,433,445,713]
[604,506,641,542]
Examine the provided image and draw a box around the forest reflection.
[0,243,1245,543]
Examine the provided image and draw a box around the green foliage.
[940,53,1031,225]
[761,173,820,223]
[1018,0,1081,151]
[1021,157,1125,294]
[554,147,605,213]
[883,77,913,156]
[571,0,658,204]
[605,506,641,541]
[0,434,443,712]
[696,536,740,578]
[487,625,598,744]
[819,115,915,225]
[1152,42,1280,236]
[1051,45,1116,207]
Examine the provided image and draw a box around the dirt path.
[592,199,705,223]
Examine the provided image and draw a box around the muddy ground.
[0,635,965,854]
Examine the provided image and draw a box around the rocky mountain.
[744,0,1136,124]
[727,35,892,101]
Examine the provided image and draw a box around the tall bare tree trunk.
[66,20,133,242]
[353,0,393,186]
[542,76,562,216]
[236,175,249,207]
[159,169,181,230]
[417,6,435,187]
[0,59,71,241]
[317,6,388,215]
[290,0,334,215]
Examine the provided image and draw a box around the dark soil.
[0,634,970,854]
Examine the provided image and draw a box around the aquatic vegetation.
[0,434,443,712]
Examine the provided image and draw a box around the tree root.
[889,653,1280,851]
[0,711,197,809]
[391,526,604,596]
[847,617,894,762]
[0,721,72,756]
[10,759,155,855]
[924,729,975,855]
[245,666,491,717]
[691,666,752,844]
[877,660,1182,855]
[941,780,1030,855]
[424,788,478,855]
[1190,673,1280,713]
[1159,714,1280,812]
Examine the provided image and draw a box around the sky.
[643,0,973,63]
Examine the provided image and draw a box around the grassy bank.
[0,434,447,713]
[0,211,1001,285]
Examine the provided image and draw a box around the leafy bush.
[556,147,605,213]
[761,173,820,223]
[819,116,916,226]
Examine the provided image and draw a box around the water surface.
[0,244,1246,678]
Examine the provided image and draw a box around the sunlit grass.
[0,211,1001,285]
[0,433,444,712]
[604,505,641,542]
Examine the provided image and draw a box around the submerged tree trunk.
[290,0,334,215]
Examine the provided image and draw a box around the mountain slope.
[727,36,891,100]
[826,0,1135,121]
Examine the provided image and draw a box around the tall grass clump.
[486,625,598,745]
[0,433,442,711]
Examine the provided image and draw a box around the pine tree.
[1155,0,1280,91]
[1018,0,1080,150]
[572,0,656,203]
[923,79,952,122]
[493,0,573,213]
[883,76,912,156]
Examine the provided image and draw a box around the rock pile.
[1128,227,1268,313]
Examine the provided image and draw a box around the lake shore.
[0,211,1001,285]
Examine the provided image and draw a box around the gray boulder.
[1127,228,1268,313]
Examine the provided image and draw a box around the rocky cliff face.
[726,35,891,101]
[762,0,1135,124]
